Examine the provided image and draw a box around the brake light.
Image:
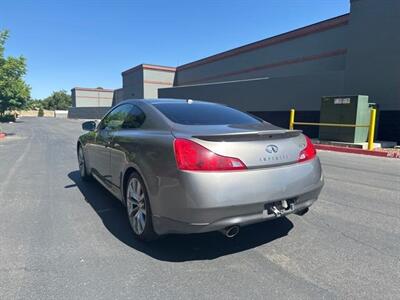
[298,135,316,162]
[173,138,247,171]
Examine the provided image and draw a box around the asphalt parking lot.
[0,117,399,299]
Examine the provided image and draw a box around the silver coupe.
[77,99,324,240]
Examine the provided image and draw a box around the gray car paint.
[78,99,324,235]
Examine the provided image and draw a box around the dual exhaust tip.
[221,225,240,238]
[219,207,308,238]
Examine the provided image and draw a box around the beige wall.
[121,65,176,100]
[72,88,114,107]
[143,69,175,98]
[16,110,55,117]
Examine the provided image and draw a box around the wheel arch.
[122,166,151,207]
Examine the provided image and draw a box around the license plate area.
[263,197,297,216]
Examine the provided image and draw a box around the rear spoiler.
[193,129,302,142]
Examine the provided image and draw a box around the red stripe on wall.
[75,95,113,100]
[122,64,176,76]
[178,14,349,71]
[143,64,176,72]
[72,87,114,92]
[178,48,347,86]
[143,80,173,85]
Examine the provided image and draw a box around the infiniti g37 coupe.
[77,99,324,240]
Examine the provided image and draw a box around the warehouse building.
[120,64,175,100]
[68,87,115,119]
[77,0,400,142]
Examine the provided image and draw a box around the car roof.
[119,98,218,106]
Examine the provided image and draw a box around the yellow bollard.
[367,108,377,151]
[289,109,295,130]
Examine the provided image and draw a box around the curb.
[0,132,6,139]
[314,144,400,159]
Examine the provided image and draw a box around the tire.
[295,207,309,216]
[125,172,157,241]
[78,145,91,181]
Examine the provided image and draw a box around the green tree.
[42,90,71,110]
[26,98,44,110]
[0,30,30,115]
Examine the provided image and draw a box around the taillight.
[173,138,247,171]
[298,135,316,163]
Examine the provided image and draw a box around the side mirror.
[82,121,96,131]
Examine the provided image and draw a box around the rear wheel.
[78,145,91,181]
[126,172,157,241]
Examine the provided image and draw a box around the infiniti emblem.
[266,144,279,154]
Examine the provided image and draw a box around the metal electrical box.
[319,95,370,143]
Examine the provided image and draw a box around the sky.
[0,0,349,99]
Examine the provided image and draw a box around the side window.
[99,104,133,131]
[122,105,146,129]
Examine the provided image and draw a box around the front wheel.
[126,173,157,241]
[78,145,91,181]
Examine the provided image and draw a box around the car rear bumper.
[152,157,324,235]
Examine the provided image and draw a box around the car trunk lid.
[171,123,305,168]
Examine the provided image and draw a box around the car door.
[91,104,134,185]
[109,105,146,190]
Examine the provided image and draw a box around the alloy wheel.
[78,147,85,177]
[127,177,146,235]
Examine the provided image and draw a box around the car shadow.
[67,170,294,262]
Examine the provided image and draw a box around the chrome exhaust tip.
[222,225,240,238]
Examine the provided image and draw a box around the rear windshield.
[152,102,261,125]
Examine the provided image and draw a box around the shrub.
[38,108,44,117]
[0,114,16,122]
